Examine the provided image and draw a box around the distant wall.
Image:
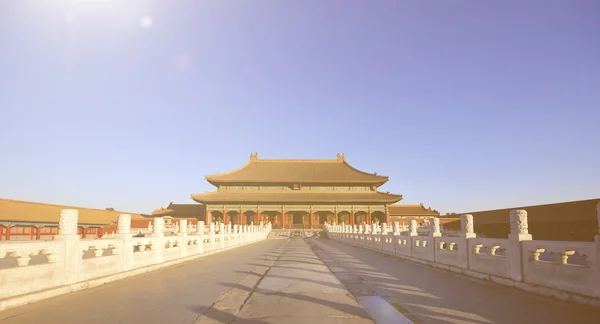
[442,199,600,241]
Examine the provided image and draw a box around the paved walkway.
[310,237,600,324]
[195,238,374,323]
[0,238,376,324]
[2,236,600,324]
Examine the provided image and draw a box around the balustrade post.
[408,220,418,237]
[53,209,81,284]
[430,218,441,237]
[178,220,188,236]
[219,223,225,248]
[506,209,532,281]
[233,225,239,245]
[393,221,400,235]
[115,214,134,271]
[408,220,419,258]
[209,222,216,250]
[453,214,476,269]
[152,217,165,263]
[178,220,188,257]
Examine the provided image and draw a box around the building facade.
[0,198,151,241]
[191,153,404,229]
[151,202,205,225]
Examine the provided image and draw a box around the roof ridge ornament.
[250,152,259,161]
[336,153,345,162]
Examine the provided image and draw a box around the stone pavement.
[0,239,290,324]
[194,238,375,323]
[0,238,380,324]
[310,237,600,324]
[2,235,600,324]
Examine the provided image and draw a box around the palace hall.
[191,153,431,229]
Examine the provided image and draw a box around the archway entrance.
[372,211,385,224]
[315,211,330,227]
[287,211,309,228]
[210,211,224,224]
[292,212,303,225]
[355,211,368,224]
[262,211,280,228]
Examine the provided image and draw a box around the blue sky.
[1,1,599,215]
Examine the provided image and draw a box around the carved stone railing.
[0,210,271,312]
[324,204,600,307]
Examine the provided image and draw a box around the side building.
[388,203,442,226]
[151,202,205,225]
[0,198,151,241]
[191,153,404,229]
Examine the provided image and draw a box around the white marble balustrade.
[0,210,271,312]
[324,203,600,307]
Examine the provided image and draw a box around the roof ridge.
[257,159,342,163]
[206,160,253,178]
[0,197,141,215]
[342,160,387,179]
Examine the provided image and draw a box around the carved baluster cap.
[460,214,474,234]
[117,214,131,234]
[408,220,418,235]
[153,217,165,235]
[510,210,528,235]
[59,209,79,235]
[431,218,441,234]
[179,220,188,234]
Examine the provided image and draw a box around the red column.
[385,211,390,224]
[224,211,229,224]
[82,227,87,239]
[281,208,286,229]
[30,226,34,240]
[255,212,260,224]
[36,226,41,240]
[6,224,11,241]
[98,227,104,238]
[0,225,3,241]
[205,209,212,224]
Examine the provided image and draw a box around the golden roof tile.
[205,153,389,185]
[388,203,440,216]
[0,198,149,226]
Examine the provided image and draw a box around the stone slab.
[356,296,413,324]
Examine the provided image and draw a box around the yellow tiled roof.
[205,153,389,185]
[152,203,205,217]
[388,203,440,216]
[0,198,149,226]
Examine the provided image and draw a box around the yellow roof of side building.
[0,198,149,226]
[204,153,389,186]
[388,203,440,216]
